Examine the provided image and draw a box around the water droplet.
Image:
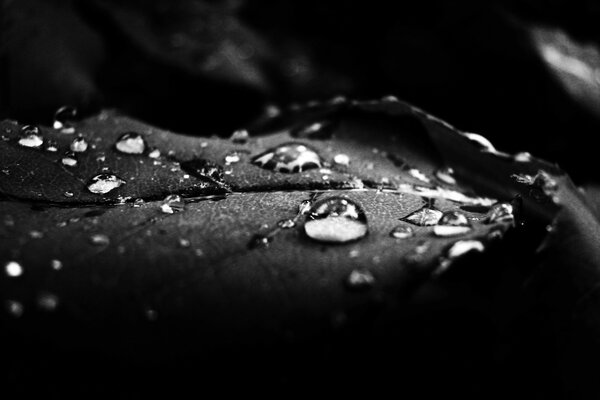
[61,151,78,167]
[64,191,74,198]
[179,238,191,248]
[230,129,249,144]
[486,203,514,224]
[224,152,241,164]
[514,152,532,162]
[348,249,360,258]
[408,168,431,183]
[248,234,271,249]
[5,300,24,317]
[18,125,43,148]
[401,207,442,226]
[29,230,43,239]
[37,292,59,311]
[438,211,470,226]
[277,219,296,229]
[145,309,158,321]
[89,234,110,246]
[160,194,184,214]
[463,132,496,152]
[435,167,456,185]
[333,153,350,167]
[133,198,145,208]
[252,142,322,173]
[180,158,226,186]
[299,200,312,215]
[291,119,338,140]
[51,259,63,270]
[87,174,126,194]
[304,197,368,243]
[390,225,414,239]
[115,132,146,154]
[70,136,88,152]
[53,106,77,133]
[45,140,58,152]
[433,225,472,237]
[345,269,375,290]
[4,261,23,277]
[148,148,161,158]
[194,248,204,257]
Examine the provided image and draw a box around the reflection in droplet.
[230,129,249,144]
[304,197,368,243]
[161,194,184,214]
[37,292,59,311]
[401,207,442,226]
[70,136,88,152]
[89,234,110,246]
[346,269,375,290]
[390,225,414,239]
[4,261,23,277]
[252,143,322,173]
[53,106,77,133]
[18,125,43,148]
[87,174,126,194]
[115,132,146,154]
[5,300,24,317]
[435,167,456,185]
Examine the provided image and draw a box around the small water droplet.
[87,174,126,194]
[37,292,59,311]
[5,300,24,317]
[408,168,431,183]
[64,191,74,198]
[179,238,191,248]
[435,167,456,185]
[18,125,43,148]
[148,148,161,158]
[200,142,208,148]
[277,219,296,229]
[291,119,338,140]
[89,234,110,246]
[390,225,414,239]
[333,153,350,167]
[160,194,184,214]
[248,234,271,249]
[70,136,88,152]
[299,200,312,215]
[115,132,146,154]
[348,249,360,258]
[513,152,532,162]
[463,132,496,152]
[448,240,484,258]
[61,151,78,167]
[433,225,472,237]
[224,152,241,164]
[230,129,249,144]
[401,207,443,226]
[29,230,43,239]
[53,106,77,133]
[133,198,145,207]
[194,248,204,257]
[51,259,63,270]
[345,269,375,290]
[304,197,368,243]
[145,309,158,321]
[438,211,470,226]
[252,142,322,173]
[4,261,23,277]
[45,140,58,152]
[486,203,514,224]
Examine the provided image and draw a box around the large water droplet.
[115,132,146,154]
[390,225,414,239]
[401,207,443,226]
[435,167,456,185]
[18,125,43,148]
[87,174,126,194]
[345,269,375,290]
[4,261,23,277]
[70,136,88,152]
[53,106,77,133]
[252,142,322,173]
[486,203,514,224]
[160,194,184,214]
[291,119,338,140]
[304,197,368,243]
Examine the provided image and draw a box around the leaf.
[0,97,576,395]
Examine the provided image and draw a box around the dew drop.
[248,234,271,249]
[230,129,249,144]
[90,234,110,246]
[4,261,23,277]
[70,136,88,152]
[401,207,443,226]
[224,152,241,164]
[51,259,63,270]
[463,132,496,152]
[486,203,514,224]
[333,153,350,167]
[252,142,322,173]
[304,197,368,243]
[390,225,414,239]
[29,230,43,239]
[53,106,77,132]
[298,200,312,215]
[345,269,375,290]
[18,125,43,148]
[133,198,145,208]
[87,174,126,194]
[61,151,78,167]
[5,300,24,317]
[438,211,470,226]
[46,140,58,152]
[179,238,191,248]
[277,219,296,229]
[408,168,431,183]
[291,119,337,140]
[514,152,532,162]
[115,132,146,154]
[37,292,59,311]
[348,249,360,258]
[180,159,225,185]
[435,167,456,185]
[160,194,184,214]
[64,191,74,198]
[446,240,485,260]
[148,148,161,158]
